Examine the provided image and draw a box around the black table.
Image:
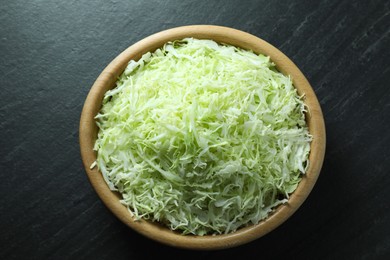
[1,0,389,259]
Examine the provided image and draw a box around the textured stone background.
[1,0,389,259]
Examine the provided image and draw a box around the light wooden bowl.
[79,25,326,250]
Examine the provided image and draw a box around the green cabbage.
[94,38,311,235]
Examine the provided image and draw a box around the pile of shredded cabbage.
[94,38,311,235]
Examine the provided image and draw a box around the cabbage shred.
[94,38,311,235]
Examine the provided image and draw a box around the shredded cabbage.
[94,38,311,235]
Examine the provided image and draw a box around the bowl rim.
[79,24,326,250]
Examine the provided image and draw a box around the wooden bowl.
[79,25,326,250]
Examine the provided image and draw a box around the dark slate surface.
[1,0,389,259]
